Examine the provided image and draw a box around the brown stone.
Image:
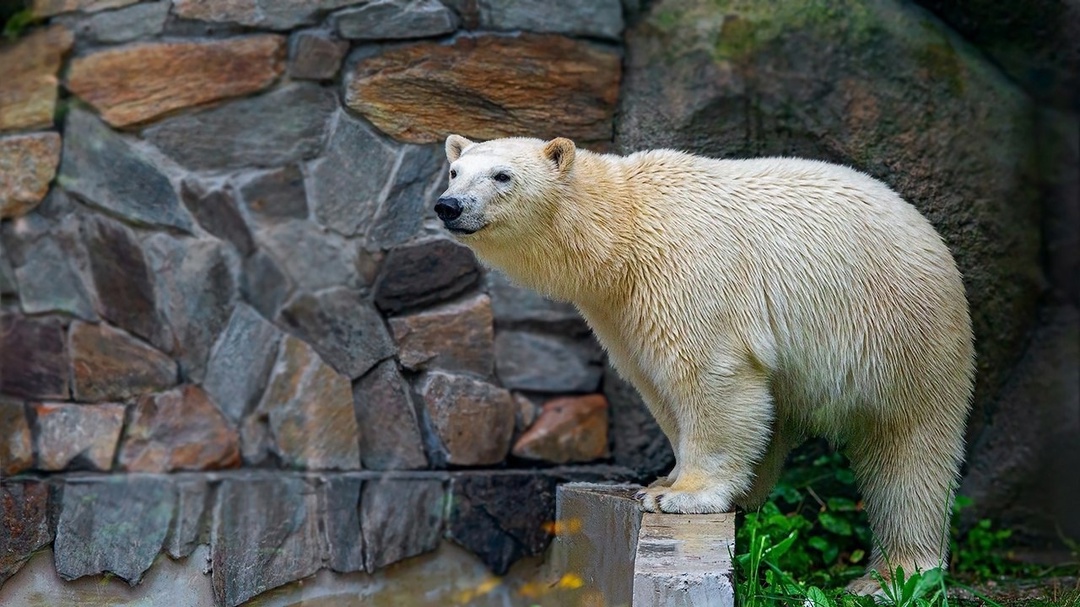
[344,33,621,146]
[32,0,137,17]
[118,385,240,472]
[0,399,33,476]
[33,402,125,471]
[0,132,61,218]
[0,25,73,132]
[70,321,177,402]
[416,371,515,467]
[0,314,69,400]
[511,394,609,464]
[66,36,286,128]
[390,293,494,376]
[0,480,51,583]
[256,335,362,470]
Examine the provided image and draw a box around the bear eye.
[449,169,457,179]
[493,172,511,183]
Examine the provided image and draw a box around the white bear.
[437,134,974,593]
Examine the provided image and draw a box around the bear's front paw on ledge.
[635,482,733,514]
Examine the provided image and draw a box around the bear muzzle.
[435,197,463,222]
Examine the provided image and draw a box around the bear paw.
[646,475,675,489]
[635,484,732,514]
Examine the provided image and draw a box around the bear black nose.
[435,197,463,222]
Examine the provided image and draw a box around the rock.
[257,335,362,470]
[368,143,445,248]
[353,360,428,470]
[180,180,256,257]
[165,479,209,559]
[486,270,585,332]
[513,392,539,433]
[447,472,556,574]
[416,371,515,467]
[345,34,621,147]
[0,25,73,132]
[307,110,399,237]
[512,394,609,464]
[470,0,623,40]
[0,314,69,400]
[212,476,322,606]
[12,230,97,320]
[0,240,15,296]
[255,219,364,292]
[373,238,481,314]
[287,30,350,80]
[361,478,444,572]
[240,250,292,319]
[79,1,171,44]
[0,480,51,583]
[32,0,138,17]
[174,0,367,30]
[203,303,283,423]
[143,234,237,381]
[322,476,365,573]
[60,109,192,232]
[143,82,335,170]
[390,293,494,376]
[54,476,174,585]
[118,385,240,472]
[604,363,674,481]
[333,0,458,40]
[0,133,61,219]
[66,35,285,128]
[33,402,125,471]
[0,399,33,476]
[237,165,309,222]
[70,320,177,402]
[616,0,1043,419]
[278,287,395,379]
[494,331,604,393]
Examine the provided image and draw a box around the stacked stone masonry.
[1,0,1077,604]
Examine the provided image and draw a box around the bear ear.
[445,134,473,162]
[542,137,576,173]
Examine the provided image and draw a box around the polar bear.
[436,134,974,592]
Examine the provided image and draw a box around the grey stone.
[390,293,494,376]
[165,479,209,560]
[353,360,428,470]
[368,143,445,248]
[494,331,604,393]
[307,111,398,237]
[80,1,170,43]
[173,0,368,30]
[33,402,125,471]
[448,472,556,575]
[373,238,481,314]
[81,214,167,346]
[54,476,175,585]
[13,233,96,320]
[70,321,177,403]
[237,165,309,222]
[59,108,192,232]
[472,0,623,40]
[0,239,15,296]
[278,287,395,379]
[0,314,69,400]
[203,303,283,423]
[240,250,293,319]
[144,233,237,382]
[322,476,364,573]
[179,179,256,256]
[0,480,52,584]
[0,399,33,476]
[416,371,515,467]
[361,478,444,572]
[212,476,322,607]
[604,364,675,481]
[486,270,585,332]
[333,0,458,40]
[256,219,363,292]
[143,83,336,170]
[288,29,349,80]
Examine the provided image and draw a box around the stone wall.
[0,0,1077,604]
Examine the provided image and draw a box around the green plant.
[1,6,36,41]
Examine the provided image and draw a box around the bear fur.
[437,134,974,593]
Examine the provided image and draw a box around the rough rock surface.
[179,180,256,256]
[118,385,240,472]
[166,479,209,559]
[253,219,364,292]
[9,226,97,320]
[361,479,444,572]
[416,371,515,467]
[486,271,585,332]
[288,30,350,80]
[66,35,285,127]
[494,331,603,393]
[373,238,481,314]
[0,314,69,400]
[32,402,125,471]
[457,0,624,40]
[203,303,283,423]
[333,0,458,40]
[353,360,428,470]
[173,0,367,30]
[237,165,309,222]
[321,476,365,573]
[0,399,33,476]
[70,320,177,402]
[0,480,52,583]
[390,293,494,376]
[0,133,62,219]
[0,25,73,131]
[32,0,138,17]
[345,33,621,146]
[511,394,610,464]
[368,144,445,248]
[75,1,171,44]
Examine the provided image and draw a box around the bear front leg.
[638,362,773,514]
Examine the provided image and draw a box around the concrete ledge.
[550,483,736,607]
